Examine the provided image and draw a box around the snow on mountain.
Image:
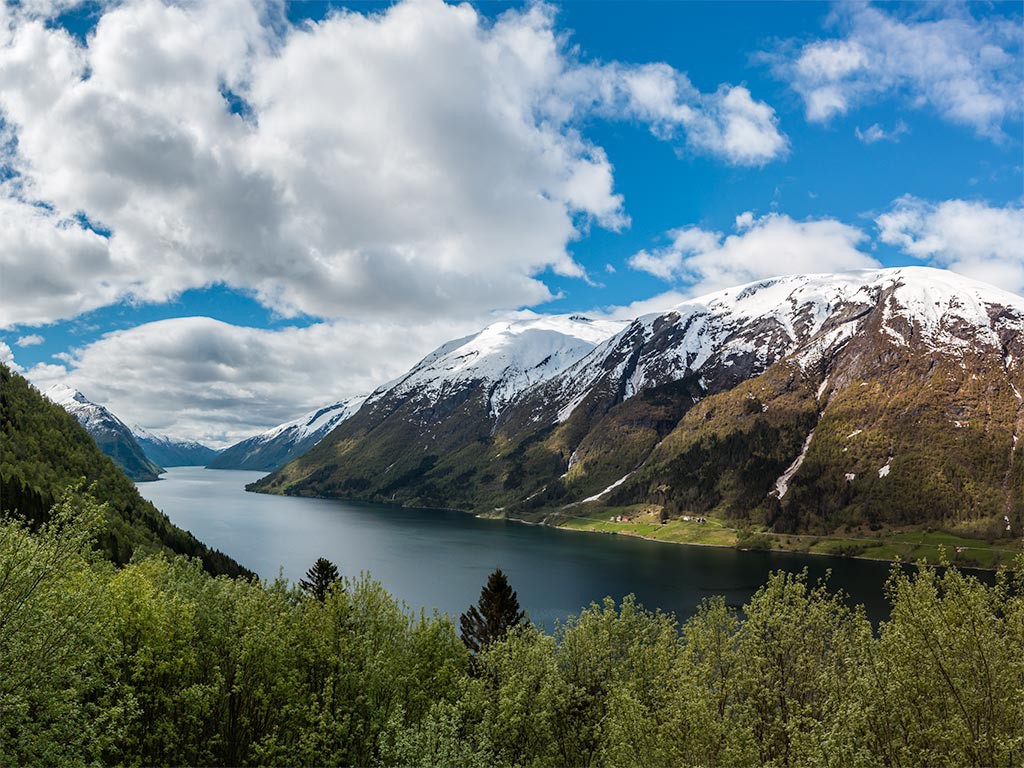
[207,395,367,472]
[45,383,134,435]
[43,384,164,481]
[130,425,218,467]
[547,267,1024,423]
[365,313,625,419]
[253,265,1024,534]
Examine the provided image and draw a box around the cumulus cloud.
[628,212,878,294]
[25,314,490,446]
[0,340,22,372]
[0,0,786,330]
[14,334,44,347]
[877,198,1024,292]
[768,4,1022,137]
[855,120,909,144]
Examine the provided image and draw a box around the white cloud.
[628,213,877,294]
[0,341,22,372]
[25,314,490,446]
[14,334,44,347]
[0,0,787,331]
[877,198,1024,291]
[855,120,909,144]
[769,4,1022,137]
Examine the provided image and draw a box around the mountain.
[250,312,624,497]
[1,365,249,576]
[207,397,368,475]
[44,383,164,482]
[255,268,1023,542]
[208,396,368,471]
[131,425,219,467]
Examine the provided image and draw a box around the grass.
[548,503,1022,569]
[554,504,738,548]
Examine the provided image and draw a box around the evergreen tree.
[299,557,340,601]
[459,568,525,654]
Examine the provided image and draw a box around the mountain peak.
[43,382,91,406]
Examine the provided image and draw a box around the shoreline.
[251,483,1013,572]
[544,517,1008,574]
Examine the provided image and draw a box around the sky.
[0,0,1021,446]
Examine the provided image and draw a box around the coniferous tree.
[299,557,340,602]
[460,568,525,654]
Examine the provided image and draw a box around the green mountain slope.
[1,364,250,577]
[255,269,1023,546]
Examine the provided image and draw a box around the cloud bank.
[0,0,787,330]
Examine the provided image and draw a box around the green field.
[551,503,1022,568]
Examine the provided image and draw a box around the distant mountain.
[131,425,218,468]
[208,395,368,471]
[255,268,1023,541]
[1,365,248,576]
[252,312,626,495]
[44,384,164,482]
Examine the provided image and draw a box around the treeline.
[0,364,248,577]
[2,492,1022,767]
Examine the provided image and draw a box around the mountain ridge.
[207,395,368,471]
[44,383,165,482]
[130,424,219,468]
[255,267,1023,545]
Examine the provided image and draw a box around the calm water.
[139,467,902,626]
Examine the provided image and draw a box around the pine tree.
[299,557,340,602]
[459,568,525,654]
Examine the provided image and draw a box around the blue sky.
[1,0,1021,442]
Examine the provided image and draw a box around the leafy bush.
[6,492,1020,766]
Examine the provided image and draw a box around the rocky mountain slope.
[44,384,164,482]
[255,268,1023,542]
[131,425,218,468]
[208,395,367,471]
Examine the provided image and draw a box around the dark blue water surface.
[139,467,903,627]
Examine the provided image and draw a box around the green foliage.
[459,568,525,655]
[299,557,341,602]
[2,492,1022,766]
[0,364,248,577]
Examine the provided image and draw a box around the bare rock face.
[255,267,1024,539]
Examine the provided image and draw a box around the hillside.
[1,365,250,576]
[43,383,164,481]
[208,396,366,471]
[255,268,1023,546]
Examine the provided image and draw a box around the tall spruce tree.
[299,557,340,602]
[460,568,525,654]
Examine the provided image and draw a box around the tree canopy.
[2,495,1021,767]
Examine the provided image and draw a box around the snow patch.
[878,458,892,478]
[774,429,815,499]
[582,472,633,503]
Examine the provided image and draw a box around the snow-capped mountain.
[43,384,164,482]
[256,267,1023,539]
[208,395,367,471]
[525,266,1024,426]
[254,313,625,495]
[130,425,218,468]
[363,314,624,419]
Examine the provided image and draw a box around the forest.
[1,488,1021,768]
